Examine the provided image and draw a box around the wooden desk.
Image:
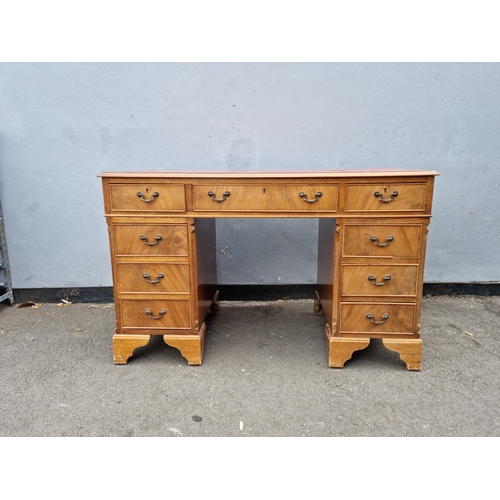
[99,170,438,370]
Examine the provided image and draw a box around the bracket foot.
[382,339,423,371]
[164,323,206,365]
[326,325,370,368]
[113,334,150,364]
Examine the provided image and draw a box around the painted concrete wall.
[0,62,498,288]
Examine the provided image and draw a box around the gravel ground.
[0,296,499,437]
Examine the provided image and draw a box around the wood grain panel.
[121,299,191,329]
[109,183,186,212]
[116,262,189,294]
[341,264,418,297]
[192,184,338,212]
[343,224,422,258]
[340,302,416,335]
[114,224,188,256]
[345,183,426,212]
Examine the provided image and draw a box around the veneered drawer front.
[343,224,422,258]
[192,184,338,212]
[345,183,427,212]
[114,224,188,257]
[341,264,418,297]
[109,183,186,212]
[340,303,416,335]
[121,299,191,329]
[117,262,190,294]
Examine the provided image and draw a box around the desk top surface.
[99,170,439,179]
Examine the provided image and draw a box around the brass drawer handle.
[140,235,162,246]
[299,191,322,203]
[374,190,398,203]
[145,308,166,320]
[208,191,230,202]
[370,235,394,247]
[368,275,391,286]
[137,191,159,203]
[143,272,164,284]
[366,313,389,325]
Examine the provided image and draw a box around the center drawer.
[116,262,190,294]
[341,264,418,297]
[192,184,338,212]
[113,223,188,257]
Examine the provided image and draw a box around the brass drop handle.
[368,275,391,286]
[370,235,394,247]
[299,191,322,203]
[366,313,389,325]
[140,235,162,246]
[137,191,159,203]
[374,190,398,203]
[208,191,231,202]
[145,308,166,320]
[143,272,164,284]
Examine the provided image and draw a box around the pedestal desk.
[99,170,438,370]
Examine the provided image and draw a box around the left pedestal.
[101,175,218,366]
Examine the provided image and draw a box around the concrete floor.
[0,295,499,437]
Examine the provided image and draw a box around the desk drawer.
[341,264,418,297]
[343,223,422,258]
[345,183,427,212]
[109,183,186,212]
[340,303,416,335]
[192,184,338,212]
[117,262,190,294]
[121,299,191,329]
[114,223,188,257]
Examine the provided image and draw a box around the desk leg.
[326,325,370,368]
[113,334,150,364]
[314,290,324,315]
[164,323,206,366]
[210,290,220,316]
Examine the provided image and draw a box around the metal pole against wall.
[0,200,13,304]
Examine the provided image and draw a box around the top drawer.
[192,184,338,212]
[108,183,186,213]
[345,183,427,212]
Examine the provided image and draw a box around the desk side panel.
[317,218,336,329]
[102,178,121,335]
[193,218,218,332]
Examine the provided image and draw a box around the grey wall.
[0,62,499,288]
